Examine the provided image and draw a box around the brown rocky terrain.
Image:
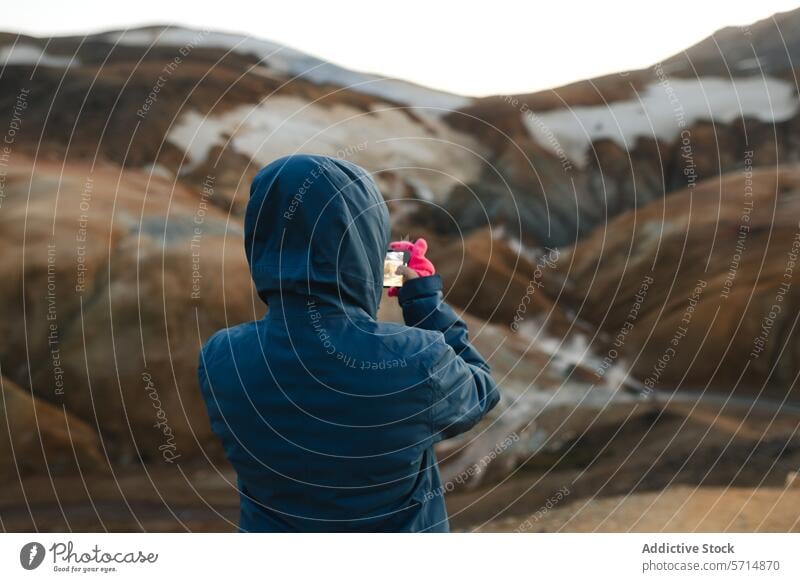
[542,166,800,398]
[0,376,104,478]
[0,160,253,467]
[4,387,798,532]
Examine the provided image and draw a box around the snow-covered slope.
[167,95,484,198]
[523,76,799,165]
[0,43,77,66]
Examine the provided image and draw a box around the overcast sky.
[4,0,800,96]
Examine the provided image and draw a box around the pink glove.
[387,238,435,297]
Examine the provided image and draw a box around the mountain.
[445,10,800,246]
[663,8,800,77]
[3,20,799,246]
[0,26,483,219]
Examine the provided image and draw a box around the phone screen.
[383,250,409,287]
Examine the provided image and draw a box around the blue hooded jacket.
[198,155,499,532]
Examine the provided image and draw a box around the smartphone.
[383,249,410,287]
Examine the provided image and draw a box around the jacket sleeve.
[397,275,500,442]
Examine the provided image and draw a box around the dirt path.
[477,486,800,532]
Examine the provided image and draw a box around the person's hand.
[387,238,435,297]
[395,264,419,283]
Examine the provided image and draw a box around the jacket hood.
[244,155,389,317]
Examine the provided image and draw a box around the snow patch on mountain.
[0,44,77,67]
[103,27,470,111]
[524,76,799,166]
[167,95,484,200]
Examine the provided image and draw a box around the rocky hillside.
[0,27,482,220]
[546,166,800,396]
[444,9,800,247]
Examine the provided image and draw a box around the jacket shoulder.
[199,321,258,366]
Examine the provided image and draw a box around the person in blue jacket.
[198,154,500,532]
